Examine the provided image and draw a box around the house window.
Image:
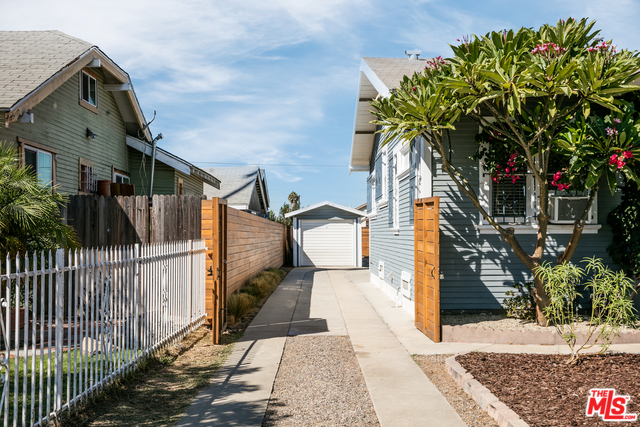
[24,145,53,187]
[80,70,97,108]
[79,158,96,194]
[378,146,389,206]
[113,171,130,184]
[392,151,400,230]
[397,143,410,178]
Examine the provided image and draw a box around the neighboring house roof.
[350,56,427,172]
[355,202,367,211]
[285,201,367,218]
[202,166,269,212]
[126,136,220,189]
[0,30,151,140]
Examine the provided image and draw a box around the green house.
[0,30,219,196]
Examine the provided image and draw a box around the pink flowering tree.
[371,18,640,325]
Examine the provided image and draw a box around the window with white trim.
[397,143,410,178]
[477,125,597,226]
[113,171,130,184]
[378,146,388,206]
[24,145,54,187]
[392,149,400,230]
[80,70,97,107]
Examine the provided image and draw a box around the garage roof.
[285,201,367,218]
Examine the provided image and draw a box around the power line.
[191,161,346,167]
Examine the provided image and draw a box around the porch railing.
[0,240,206,426]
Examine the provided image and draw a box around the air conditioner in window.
[549,196,597,224]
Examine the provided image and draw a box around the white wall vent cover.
[401,271,411,298]
[378,261,385,279]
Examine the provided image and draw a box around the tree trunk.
[533,274,550,325]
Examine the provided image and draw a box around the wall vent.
[378,261,385,279]
[401,271,411,298]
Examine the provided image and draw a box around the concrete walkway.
[178,267,640,426]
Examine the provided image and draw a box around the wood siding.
[227,208,287,294]
[0,70,128,195]
[175,169,204,196]
[128,147,176,196]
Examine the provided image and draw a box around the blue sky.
[2,0,640,212]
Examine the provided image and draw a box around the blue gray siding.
[368,116,623,312]
[368,136,416,299]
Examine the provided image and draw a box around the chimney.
[405,50,421,60]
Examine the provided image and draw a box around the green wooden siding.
[175,170,204,195]
[128,148,176,196]
[0,69,128,195]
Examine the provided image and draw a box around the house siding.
[128,148,176,196]
[369,116,623,312]
[175,169,203,196]
[0,70,128,195]
[368,136,416,301]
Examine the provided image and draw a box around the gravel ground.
[413,354,498,427]
[443,313,640,333]
[263,335,379,427]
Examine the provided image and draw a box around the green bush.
[503,282,536,321]
[226,293,255,326]
[536,257,638,364]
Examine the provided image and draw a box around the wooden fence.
[201,199,288,342]
[227,207,287,294]
[63,195,202,247]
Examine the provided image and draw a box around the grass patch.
[228,268,287,326]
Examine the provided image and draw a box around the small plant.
[536,257,638,364]
[503,282,536,321]
[226,293,255,326]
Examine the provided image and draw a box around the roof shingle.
[0,30,94,109]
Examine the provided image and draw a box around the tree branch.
[557,186,599,264]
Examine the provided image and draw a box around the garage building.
[286,201,367,267]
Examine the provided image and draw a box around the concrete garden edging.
[446,353,529,427]
[442,325,640,345]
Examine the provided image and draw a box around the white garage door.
[300,220,354,267]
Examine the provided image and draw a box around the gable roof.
[0,30,151,140]
[285,201,367,218]
[202,166,269,212]
[349,56,427,172]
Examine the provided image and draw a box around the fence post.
[54,249,64,412]
[188,240,193,331]
[133,244,139,368]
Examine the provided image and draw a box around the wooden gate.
[202,198,228,344]
[414,197,440,342]
[362,226,369,257]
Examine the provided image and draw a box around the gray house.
[202,166,270,216]
[350,55,620,316]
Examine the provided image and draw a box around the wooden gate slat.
[414,196,440,342]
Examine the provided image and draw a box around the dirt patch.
[457,352,640,426]
[61,327,240,426]
[414,354,498,427]
[443,313,640,333]
[62,267,291,426]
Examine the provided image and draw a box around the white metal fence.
[0,240,207,426]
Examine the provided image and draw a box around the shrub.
[503,282,536,321]
[226,293,255,326]
[536,257,638,364]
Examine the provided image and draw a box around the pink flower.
[495,164,501,169]
[492,177,498,182]
[618,159,626,169]
[623,151,634,159]
[512,177,518,184]
[614,118,622,124]
[505,167,510,173]
[610,154,618,165]
[412,87,416,91]
[606,127,619,137]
